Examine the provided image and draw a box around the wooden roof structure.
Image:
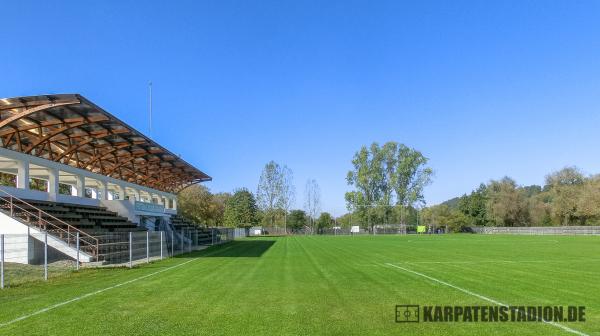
[0,94,211,193]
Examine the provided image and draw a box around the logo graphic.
[394,305,586,323]
[396,305,420,323]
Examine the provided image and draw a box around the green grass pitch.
[0,235,598,335]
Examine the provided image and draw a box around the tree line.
[423,166,600,231]
[178,141,435,231]
[177,160,330,231]
[180,141,597,232]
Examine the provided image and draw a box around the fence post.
[171,231,174,256]
[146,231,150,263]
[44,232,48,281]
[1,234,4,289]
[180,229,184,254]
[129,232,133,269]
[160,231,164,260]
[76,232,80,271]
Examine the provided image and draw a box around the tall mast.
[148,81,153,138]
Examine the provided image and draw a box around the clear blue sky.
[2,1,600,215]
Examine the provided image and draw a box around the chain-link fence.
[1,233,78,288]
[256,224,410,236]
[0,228,235,289]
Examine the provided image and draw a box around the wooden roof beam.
[0,100,80,129]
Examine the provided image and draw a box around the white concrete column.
[76,175,85,197]
[16,159,30,190]
[172,198,177,210]
[47,168,59,201]
[117,185,126,200]
[133,189,141,201]
[154,194,163,205]
[99,181,108,200]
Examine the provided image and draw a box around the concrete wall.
[3,235,29,264]
[0,211,93,264]
[101,199,138,224]
[58,194,101,207]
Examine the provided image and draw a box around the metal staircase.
[0,188,99,260]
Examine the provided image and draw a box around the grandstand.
[0,94,212,264]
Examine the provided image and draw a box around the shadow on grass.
[198,240,276,257]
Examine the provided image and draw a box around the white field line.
[405,239,559,243]
[0,260,194,328]
[401,259,600,265]
[0,246,233,329]
[384,263,589,336]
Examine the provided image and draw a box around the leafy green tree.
[528,195,552,226]
[345,142,433,231]
[443,210,470,232]
[522,185,542,198]
[224,188,258,227]
[458,184,489,226]
[336,213,351,228]
[575,175,600,225]
[257,161,295,226]
[546,167,585,186]
[392,143,434,207]
[211,192,231,226]
[0,172,16,187]
[59,183,72,195]
[287,209,308,232]
[304,179,321,232]
[29,178,47,192]
[345,143,388,230]
[545,167,584,225]
[486,177,529,227]
[316,212,334,231]
[178,185,231,226]
[420,204,470,232]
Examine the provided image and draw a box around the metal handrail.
[0,188,99,259]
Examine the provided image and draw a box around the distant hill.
[441,197,461,209]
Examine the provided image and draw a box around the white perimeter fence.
[470,226,600,235]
